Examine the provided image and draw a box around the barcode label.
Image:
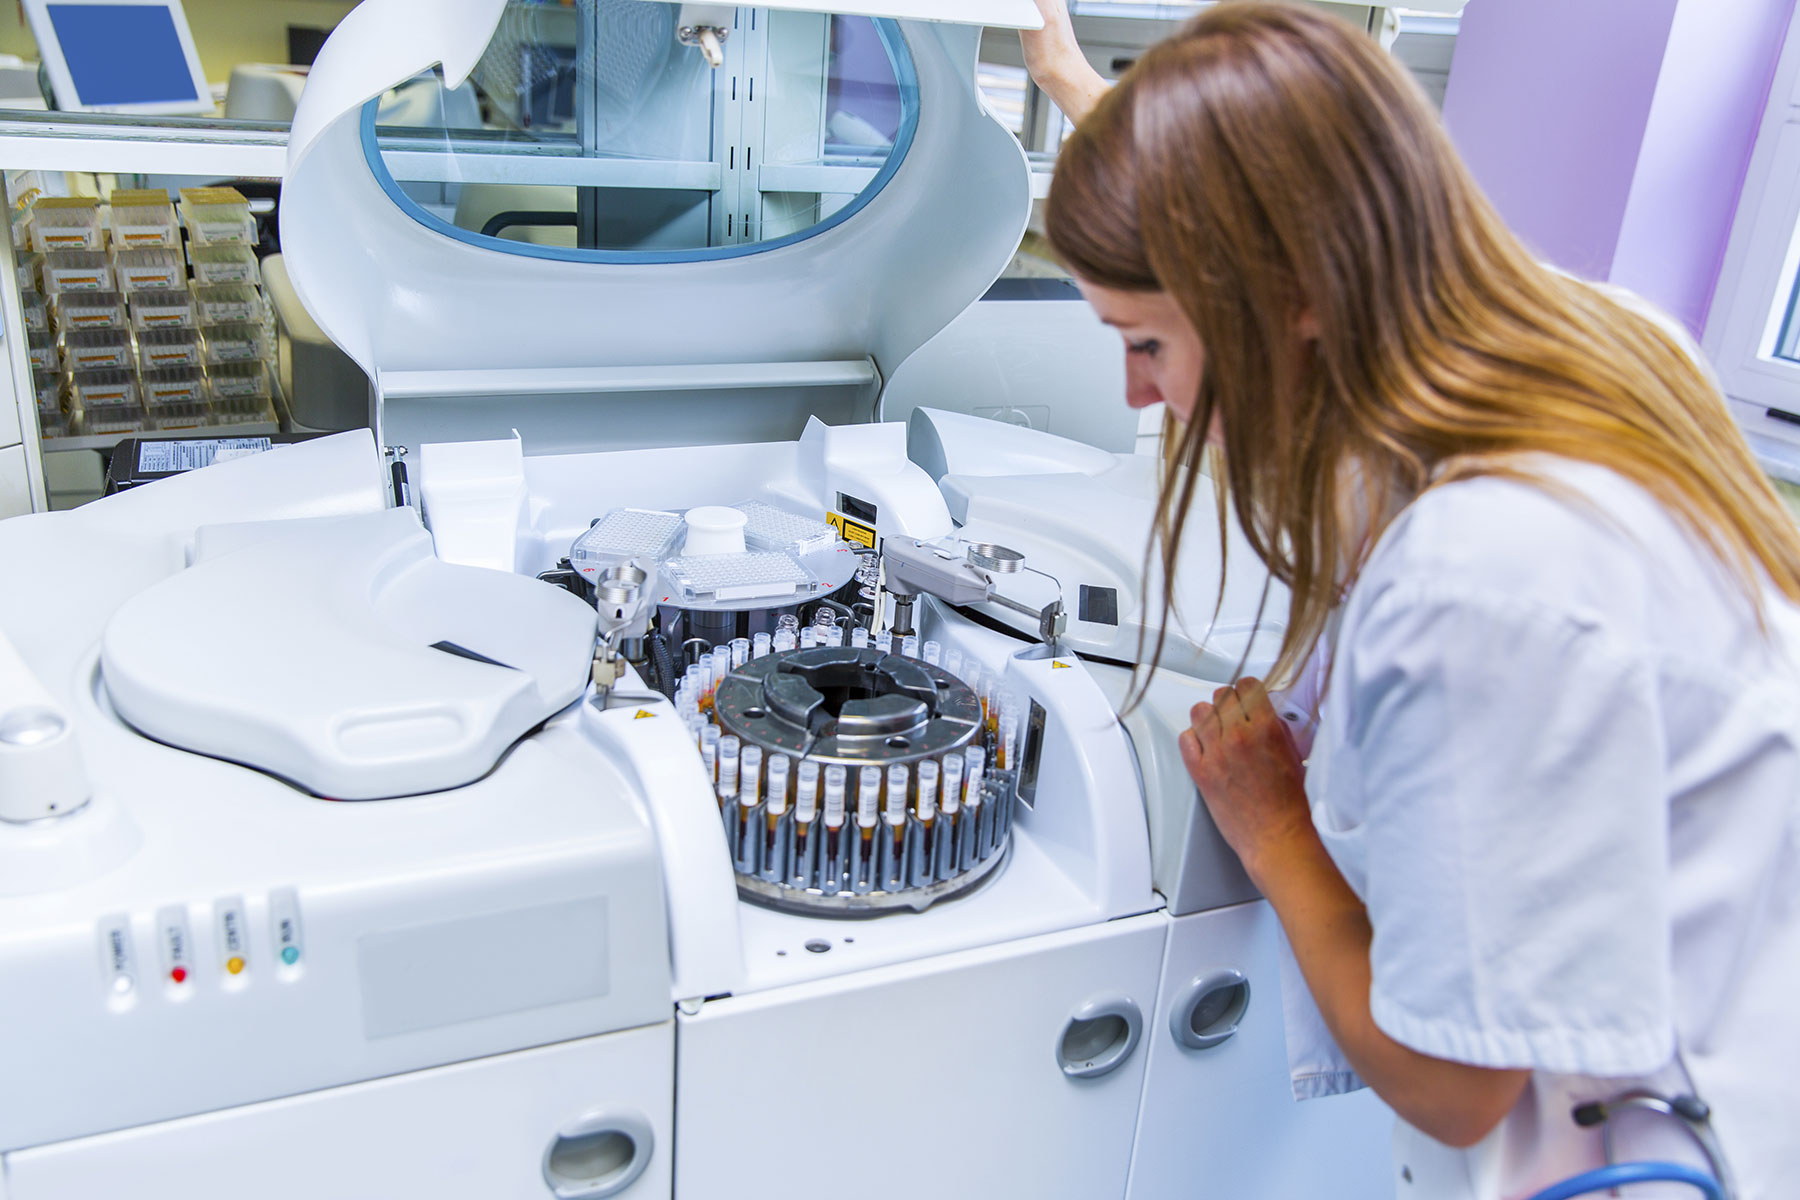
[138,438,273,474]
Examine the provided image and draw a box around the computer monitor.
[23,0,212,116]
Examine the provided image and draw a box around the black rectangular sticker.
[835,492,878,523]
[1018,699,1048,809]
[1079,585,1120,626]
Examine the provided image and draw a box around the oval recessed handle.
[1170,969,1251,1051]
[541,1110,654,1199]
[1057,995,1144,1079]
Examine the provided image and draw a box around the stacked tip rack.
[679,630,1027,917]
[13,187,279,443]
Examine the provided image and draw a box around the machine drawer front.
[1125,902,1395,1200]
[676,912,1166,1200]
[5,1023,673,1200]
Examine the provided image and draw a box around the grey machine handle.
[1057,995,1145,1079]
[542,1111,654,1199]
[1169,969,1251,1050]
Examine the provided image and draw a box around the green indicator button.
[280,946,299,966]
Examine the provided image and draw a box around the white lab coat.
[1285,456,1800,1200]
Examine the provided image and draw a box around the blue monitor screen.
[46,4,199,106]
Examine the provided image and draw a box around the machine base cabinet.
[675,913,1167,1200]
[3,1023,674,1200]
[1126,902,1395,1199]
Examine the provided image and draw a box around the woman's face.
[1074,280,1206,426]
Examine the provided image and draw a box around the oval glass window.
[361,2,917,262]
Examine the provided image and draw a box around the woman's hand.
[1020,0,1110,125]
[1179,677,1316,887]
[1184,677,1531,1146]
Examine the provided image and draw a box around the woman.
[1024,4,1800,1197]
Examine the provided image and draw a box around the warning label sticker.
[138,438,273,475]
[634,709,657,720]
[827,512,877,549]
[1051,661,1074,670]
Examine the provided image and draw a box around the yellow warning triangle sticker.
[634,709,657,719]
[1051,660,1073,670]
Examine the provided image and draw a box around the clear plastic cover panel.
[364,2,916,259]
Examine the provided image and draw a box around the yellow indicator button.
[226,957,245,975]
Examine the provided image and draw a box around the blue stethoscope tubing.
[1526,1160,1724,1200]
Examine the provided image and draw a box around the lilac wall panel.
[1442,0,1679,278]
[1442,0,1798,336]
[1611,0,1797,333]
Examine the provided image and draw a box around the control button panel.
[96,913,137,1007]
[215,895,249,982]
[270,887,304,974]
[97,888,307,1010]
[156,905,194,992]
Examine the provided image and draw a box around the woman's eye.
[1127,339,1162,358]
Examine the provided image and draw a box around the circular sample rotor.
[714,645,981,768]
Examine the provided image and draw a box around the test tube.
[913,758,940,887]
[823,624,845,648]
[874,631,893,657]
[731,638,751,669]
[854,765,882,893]
[822,765,848,895]
[741,746,764,807]
[752,631,772,658]
[936,753,964,881]
[792,759,821,888]
[999,690,1020,770]
[700,724,721,782]
[901,634,919,658]
[885,762,910,823]
[800,626,818,649]
[711,646,731,687]
[923,640,941,666]
[850,626,869,649]
[961,746,987,870]
[943,648,963,681]
[881,761,910,890]
[737,746,764,874]
[717,735,741,806]
[774,628,797,652]
[764,753,792,883]
[777,613,800,634]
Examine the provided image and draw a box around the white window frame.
[1705,2,1800,481]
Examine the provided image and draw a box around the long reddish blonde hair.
[1046,1,1800,686]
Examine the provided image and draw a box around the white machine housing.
[0,3,1398,1198]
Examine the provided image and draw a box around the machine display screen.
[47,4,199,106]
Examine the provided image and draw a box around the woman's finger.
[1214,684,1247,725]
[1178,726,1203,775]
[1236,676,1276,721]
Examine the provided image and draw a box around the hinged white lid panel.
[281,0,1033,452]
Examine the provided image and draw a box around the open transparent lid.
[281,0,1038,453]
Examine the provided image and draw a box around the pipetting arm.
[882,537,1068,647]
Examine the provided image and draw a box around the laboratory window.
[1704,0,1800,488]
[367,3,918,260]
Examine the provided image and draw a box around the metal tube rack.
[703,645,1018,916]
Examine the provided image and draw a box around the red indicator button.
[170,966,188,984]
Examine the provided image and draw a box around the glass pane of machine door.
[364,1,915,259]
